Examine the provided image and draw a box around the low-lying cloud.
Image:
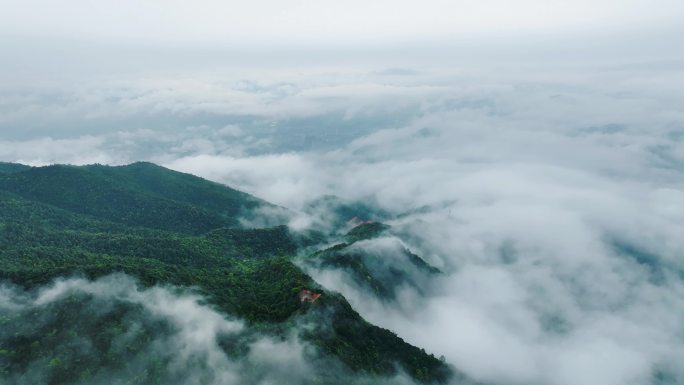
[0,274,423,385]
[168,65,684,385]
[2,61,684,385]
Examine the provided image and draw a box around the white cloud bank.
[2,62,684,385]
[165,64,684,385]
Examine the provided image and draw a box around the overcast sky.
[2,0,684,44]
[0,0,681,92]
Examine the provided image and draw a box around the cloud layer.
[2,61,684,385]
[0,274,421,385]
[167,65,684,385]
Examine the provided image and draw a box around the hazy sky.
[2,0,684,44]
[1,0,683,95]
[0,0,682,89]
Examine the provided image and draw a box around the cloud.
[0,136,115,166]
[3,62,684,385]
[1,274,245,384]
[0,274,425,385]
[166,66,684,384]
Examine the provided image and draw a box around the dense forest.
[0,162,453,384]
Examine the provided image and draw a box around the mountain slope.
[87,162,264,216]
[304,223,441,300]
[0,162,32,174]
[0,162,453,384]
[0,163,265,234]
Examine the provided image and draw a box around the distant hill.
[305,223,440,300]
[0,162,453,384]
[0,162,32,174]
[0,162,265,234]
[303,195,392,231]
[345,221,391,243]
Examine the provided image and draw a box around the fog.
[167,64,684,385]
[2,59,684,384]
[0,274,419,385]
[2,1,684,384]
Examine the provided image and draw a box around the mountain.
[304,222,441,300]
[0,162,265,234]
[0,162,453,384]
[344,221,391,243]
[0,162,32,174]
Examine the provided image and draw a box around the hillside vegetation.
[0,162,452,384]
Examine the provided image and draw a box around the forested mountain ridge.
[0,162,454,384]
[0,163,32,174]
[0,163,266,234]
[303,222,441,300]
